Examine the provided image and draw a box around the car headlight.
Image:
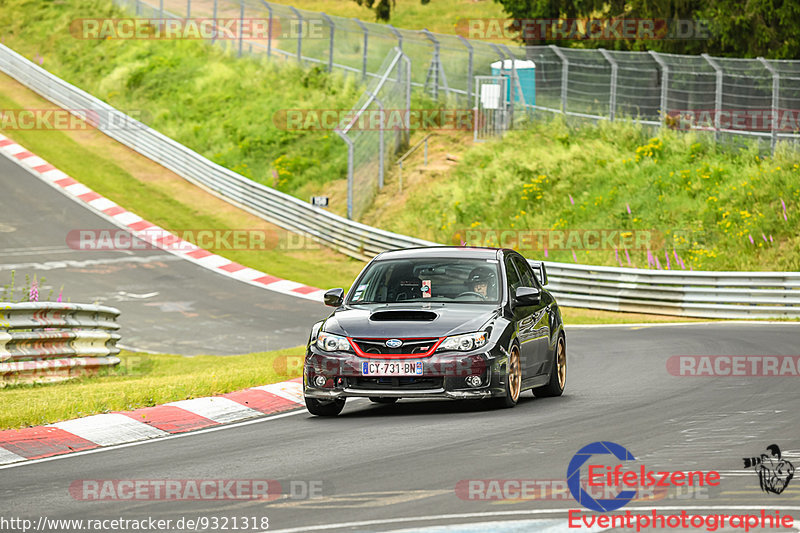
[437,332,488,352]
[316,332,352,352]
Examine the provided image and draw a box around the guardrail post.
[288,5,303,64]
[758,57,779,154]
[649,51,669,129]
[550,45,569,114]
[354,18,368,80]
[599,48,617,121]
[238,0,245,57]
[457,36,473,105]
[703,53,723,143]
[320,13,334,73]
[186,0,191,18]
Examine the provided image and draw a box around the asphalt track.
[0,154,326,355]
[2,323,799,532]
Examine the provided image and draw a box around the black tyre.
[305,397,346,416]
[533,334,566,398]
[369,397,398,404]
[492,343,522,408]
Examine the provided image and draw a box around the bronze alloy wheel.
[557,336,566,389]
[508,344,522,402]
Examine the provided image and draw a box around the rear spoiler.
[529,260,548,286]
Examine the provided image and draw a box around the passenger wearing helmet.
[465,266,497,299]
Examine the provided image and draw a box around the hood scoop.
[369,310,438,322]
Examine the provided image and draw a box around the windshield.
[348,257,501,304]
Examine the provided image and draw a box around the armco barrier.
[0,44,797,319]
[0,303,121,384]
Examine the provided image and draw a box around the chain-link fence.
[113,0,800,215]
[337,48,410,219]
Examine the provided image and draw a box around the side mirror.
[514,286,541,306]
[324,288,344,307]
[531,261,548,286]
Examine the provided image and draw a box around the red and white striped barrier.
[0,134,326,302]
[0,378,305,464]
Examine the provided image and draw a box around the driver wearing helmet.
[466,267,497,299]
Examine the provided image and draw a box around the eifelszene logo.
[567,441,721,512]
[743,444,795,495]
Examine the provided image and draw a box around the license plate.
[361,361,424,376]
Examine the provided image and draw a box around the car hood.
[323,303,499,339]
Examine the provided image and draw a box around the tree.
[491,0,800,58]
[354,0,431,22]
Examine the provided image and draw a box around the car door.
[510,254,550,377]
[504,254,536,379]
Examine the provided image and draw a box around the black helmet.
[466,267,496,287]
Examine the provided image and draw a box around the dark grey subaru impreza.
[303,246,566,416]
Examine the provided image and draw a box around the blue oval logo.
[385,339,403,348]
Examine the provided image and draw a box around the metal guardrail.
[0,44,797,319]
[0,43,433,262]
[0,303,121,384]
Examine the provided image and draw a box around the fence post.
[598,48,617,121]
[318,13,334,73]
[649,51,669,130]
[388,24,402,51]
[336,131,355,219]
[238,0,244,57]
[457,36,473,105]
[422,29,440,100]
[703,53,723,143]
[288,5,303,64]
[550,45,569,114]
[758,57,779,154]
[263,1,272,57]
[401,51,412,146]
[212,0,218,44]
[354,18,368,80]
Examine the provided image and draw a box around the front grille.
[353,338,438,356]
[347,377,444,390]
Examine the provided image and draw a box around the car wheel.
[492,343,522,408]
[369,397,398,404]
[533,334,566,398]
[305,397,346,416]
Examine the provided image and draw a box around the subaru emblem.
[385,339,403,348]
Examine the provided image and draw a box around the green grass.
[0,347,306,429]
[263,0,510,38]
[370,117,800,271]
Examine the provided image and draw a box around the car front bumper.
[303,345,509,400]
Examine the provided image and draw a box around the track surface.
[0,154,326,355]
[2,323,799,531]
